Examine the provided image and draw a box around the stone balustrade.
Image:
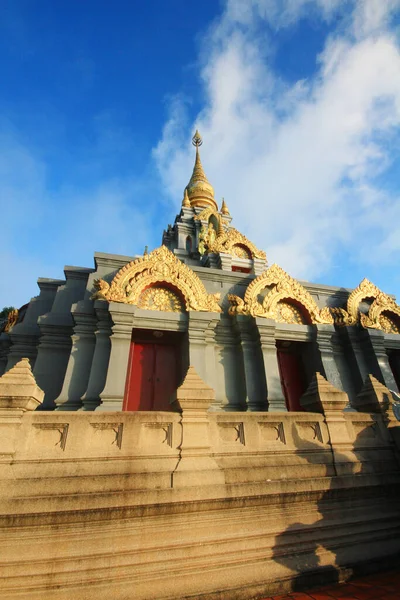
[1,360,400,600]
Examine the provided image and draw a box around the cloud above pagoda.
[155,0,400,290]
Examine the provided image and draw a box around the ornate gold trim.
[92,245,222,313]
[194,208,266,261]
[228,264,333,324]
[3,309,18,333]
[331,278,400,332]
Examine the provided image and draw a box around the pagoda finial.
[221,198,230,216]
[185,130,218,211]
[192,130,203,147]
[182,188,191,208]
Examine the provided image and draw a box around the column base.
[96,396,124,411]
[268,398,288,412]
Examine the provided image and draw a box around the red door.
[153,345,177,411]
[277,350,305,412]
[124,342,177,411]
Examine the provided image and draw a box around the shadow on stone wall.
[271,375,400,593]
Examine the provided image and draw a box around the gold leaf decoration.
[92,245,222,313]
[231,244,252,259]
[3,309,18,333]
[137,287,184,313]
[228,263,334,325]
[276,301,306,325]
[194,208,266,261]
[331,278,400,333]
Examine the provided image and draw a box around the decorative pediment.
[92,245,221,313]
[331,278,400,333]
[228,264,333,324]
[194,208,266,261]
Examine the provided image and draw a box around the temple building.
[1,132,400,600]
[2,130,400,413]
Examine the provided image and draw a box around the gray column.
[33,316,73,410]
[235,315,267,411]
[367,329,399,391]
[81,303,112,411]
[188,312,219,398]
[342,326,371,394]
[97,304,133,412]
[55,301,97,411]
[214,317,246,411]
[5,279,63,371]
[256,319,287,412]
[315,325,344,390]
[6,330,38,371]
[0,334,11,376]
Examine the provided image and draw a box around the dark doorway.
[123,330,184,411]
[277,341,308,411]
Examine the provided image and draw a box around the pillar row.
[55,301,97,411]
[81,303,112,411]
[235,315,267,411]
[97,304,133,412]
[187,312,219,402]
[256,318,287,412]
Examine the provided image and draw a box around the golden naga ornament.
[2,309,18,333]
[331,278,400,333]
[194,208,266,261]
[92,245,222,313]
[228,264,334,325]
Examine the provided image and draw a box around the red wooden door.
[153,345,177,411]
[124,342,177,411]
[277,350,305,412]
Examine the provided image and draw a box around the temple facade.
[2,131,400,414]
[1,132,400,600]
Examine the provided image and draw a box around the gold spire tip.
[192,130,203,147]
[182,188,191,208]
[221,198,230,215]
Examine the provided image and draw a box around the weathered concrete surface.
[0,364,400,600]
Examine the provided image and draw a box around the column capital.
[255,318,277,347]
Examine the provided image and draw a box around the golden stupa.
[185,130,218,211]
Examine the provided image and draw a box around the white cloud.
[154,0,400,290]
[352,0,400,38]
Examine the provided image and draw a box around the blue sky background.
[1,0,400,308]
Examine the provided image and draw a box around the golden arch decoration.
[92,245,222,313]
[331,278,400,333]
[194,208,266,261]
[228,264,333,324]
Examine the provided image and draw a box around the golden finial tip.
[182,188,191,208]
[221,198,230,215]
[192,130,203,147]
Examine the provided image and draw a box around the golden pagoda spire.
[182,188,191,208]
[221,198,230,215]
[185,130,218,211]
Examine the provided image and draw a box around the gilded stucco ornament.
[92,245,221,313]
[194,208,266,261]
[228,264,334,325]
[2,309,18,333]
[331,278,400,333]
[182,188,191,208]
[220,198,230,216]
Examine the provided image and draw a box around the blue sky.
[1,0,400,308]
